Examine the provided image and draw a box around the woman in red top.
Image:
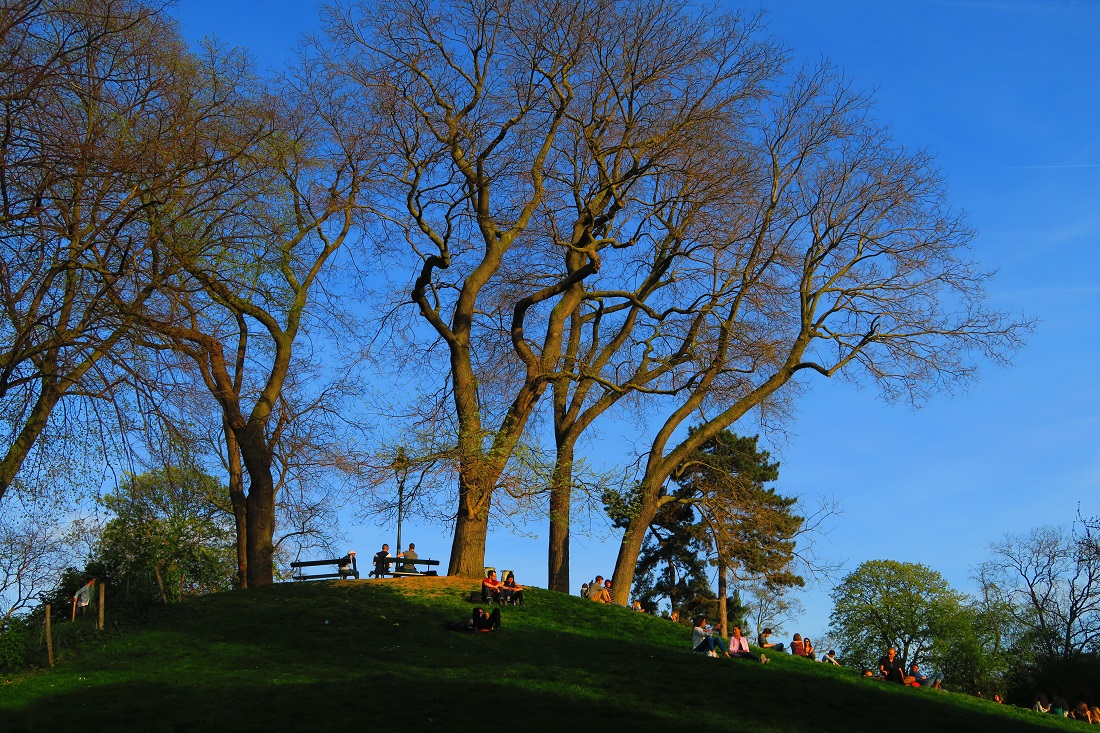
[790,633,805,657]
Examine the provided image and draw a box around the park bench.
[370,557,441,577]
[290,555,359,581]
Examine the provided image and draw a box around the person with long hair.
[691,616,730,658]
[500,571,525,606]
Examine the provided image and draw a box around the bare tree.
[134,51,381,586]
[0,0,263,501]
[0,494,90,620]
[605,63,1030,604]
[978,524,1100,658]
[323,0,779,576]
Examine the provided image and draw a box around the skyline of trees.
[0,0,1031,599]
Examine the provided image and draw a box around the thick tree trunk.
[0,381,61,502]
[223,420,248,588]
[448,475,491,577]
[610,498,660,606]
[237,424,276,587]
[244,480,276,587]
[547,441,574,593]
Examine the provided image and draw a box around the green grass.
[0,578,1083,732]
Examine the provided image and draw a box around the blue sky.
[172,0,1100,638]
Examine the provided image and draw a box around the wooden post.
[70,596,76,622]
[97,583,105,631]
[45,604,54,667]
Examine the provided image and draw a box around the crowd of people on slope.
[1032,694,1100,723]
[859,647,943,689]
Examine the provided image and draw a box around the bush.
[0,616,32,671]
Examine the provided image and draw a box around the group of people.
[756,628,839,666]
[691,617,770,662]
[580,575,616,604]
[1032,694,1100,722]
[481,569,526,606]
[370,543,420,577]
[861,647,944,689]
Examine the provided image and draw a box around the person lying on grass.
[472,607,501,632]
[908,662,943,689]
[692,616,731,658]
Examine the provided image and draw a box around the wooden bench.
[369,557,441,578]
[290,555,359,581]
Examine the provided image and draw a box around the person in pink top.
[727,625,762,661]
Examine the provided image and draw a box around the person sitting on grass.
[1051,696,1069,717]
[587,576,611,604]
[790,633,805,657]
[728,625,765,662]
[757,627,785,653]
[802,637,816,660]
[821,649,841,666]
[877,647,915,685]
[908,662,944,689]
[500,572,525,606]
[691,616,730,658]
[1032,693,1051,713]
[481,569,503,604]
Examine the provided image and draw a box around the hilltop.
[0,578,1077,732]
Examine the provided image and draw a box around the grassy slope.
[0,578,1080,732]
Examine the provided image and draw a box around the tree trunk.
[717,563,729,639]
[223,419,248,589]
[610,495,660,606]
[244,478,276,587]
[547,440,574,593]
[447,475,491,577]
[0,381,61,501]
[237,424,277,587]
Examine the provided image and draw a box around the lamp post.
[394,446,409,554]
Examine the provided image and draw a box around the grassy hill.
[0,577,1081,732]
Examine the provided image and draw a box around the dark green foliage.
[608,429,804,616]
[93,467,236,605]
[0,616,31,671]
[674,430,803,588]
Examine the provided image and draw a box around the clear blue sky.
[172,0,1100,638]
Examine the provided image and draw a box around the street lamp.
[394,446,410,554]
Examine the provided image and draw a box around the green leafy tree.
[93,467,235,604]
[607,429,803,626]
[829,559,970,671]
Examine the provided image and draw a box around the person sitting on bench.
[397,543,418,573]
[500,571,525,605]
[338,551,357,579]
[482,569,503,604]
[372,544,392,577]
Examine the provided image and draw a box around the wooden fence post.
[98,583,105,631]
[45,604,54,667]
